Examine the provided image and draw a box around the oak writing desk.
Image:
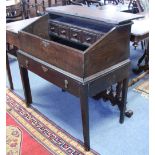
[7,5,142,151]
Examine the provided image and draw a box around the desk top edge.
[46,5,144,24]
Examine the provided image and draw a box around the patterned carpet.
[6,113,51,155]
[135,80,149,98]
[6,125,22,155]
[6,89,99,155]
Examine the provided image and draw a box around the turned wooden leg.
[80,85,90,151]
[133,39,149,74]
[138,50,146,66]
[141,41,144,50]
[6,53,14,90]
[120,78,128,124]
[19,65,32,107]
[144,39,149,67]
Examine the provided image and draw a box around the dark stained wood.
[48,0,52,6]
[6,42,18,90]
[18,10,141,79]
[128,0,144,13]
[6,53,14,90]
[80,85,90,151]
[46,5,144,24]
[88,60,130,96]
[6,1,25,23]
[130,16,149,43]
[7,6,141,151]
[19,65,32,107]
[17,51,81,97]
[6,31,20,48]
[19,15,84,78]
[48,18,104,46]
[130,33,149,43]
[84,24,131,77]
[119,78,128,123]
[6,17,40,92]
[6,17,40,48]
[130,16,149,73]
[19,31,84,77]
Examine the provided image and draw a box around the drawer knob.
[25,60,29,68]
[73,33,78,37]
[41,66,48,72]
[64,80,68,89]
[86,37,91,41]
[61,30,66,34]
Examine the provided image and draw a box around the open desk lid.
[46,5,144,25]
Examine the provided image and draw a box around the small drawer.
[70,28,81,43]
[59,25,69,39]
[82,31,97,46]
[17,52,80,97]
[49,22,59,36]
[17,52,49,74]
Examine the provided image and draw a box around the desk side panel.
[84,24,131,77]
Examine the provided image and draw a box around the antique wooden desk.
[7,5,142,151]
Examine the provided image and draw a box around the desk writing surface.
[6,17,40,34]
[46,5,144,24]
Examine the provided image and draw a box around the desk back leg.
[80,85,90,151]
[19,65,32,107]
[6,53,14,90]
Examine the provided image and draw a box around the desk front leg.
[19,65,32,107]
[80,85,90,151]
[119,78,128,123]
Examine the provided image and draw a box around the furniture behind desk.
[131,16,149,73]
[6,17,40,89]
